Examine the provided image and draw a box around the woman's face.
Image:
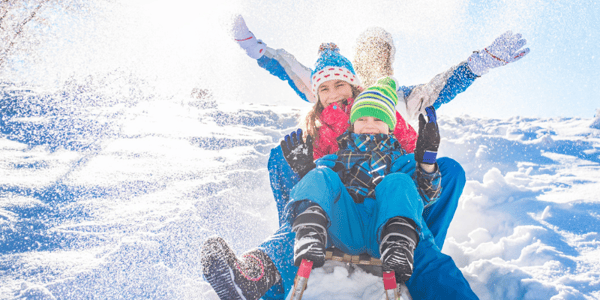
[353,116,389,134]
[317,80,353,108]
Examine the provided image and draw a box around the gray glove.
[468,31,530,76]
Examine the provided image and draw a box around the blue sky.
[8,0,598,119]
[228,0,599,119]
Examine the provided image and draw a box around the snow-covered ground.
[1,83,599,299]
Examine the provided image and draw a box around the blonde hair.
[301,85,362,146]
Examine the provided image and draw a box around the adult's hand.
[414,106,440,172]
[281,129,316,178]
[231,14,266,59]
[467,30,530,76]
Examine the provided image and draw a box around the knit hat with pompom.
[350,76,399,131]
[311,43,362,96]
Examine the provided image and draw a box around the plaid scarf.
[335,132,405,203]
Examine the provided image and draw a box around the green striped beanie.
[350,76,398,131]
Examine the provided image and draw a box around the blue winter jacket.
[334,131,441,205]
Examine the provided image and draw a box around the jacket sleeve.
[397,61,478,121]
[412,164,442,208]
[390,154,442,208]
[256,47,317,103]
[268,146,301,226]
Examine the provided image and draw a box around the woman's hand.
[281,129,316,178]
[415,106,440,172]
[467,31,530,76]
[231,15,266,59]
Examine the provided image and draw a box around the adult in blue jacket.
[200,15,529,300]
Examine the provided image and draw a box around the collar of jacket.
[336,131,401,153]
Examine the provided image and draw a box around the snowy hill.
[1,84,599,299]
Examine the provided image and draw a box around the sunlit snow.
[1,91,599,298]
[1,0,599,299]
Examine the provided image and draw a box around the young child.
[287,77,441,282]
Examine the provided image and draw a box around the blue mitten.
[467,31,530,76]
[232,15,266,59]
[315,154,338,169]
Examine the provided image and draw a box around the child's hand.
[467,31,530,76]
[415,106,440,170]
[231,15,266,59]
[281,129,316,178]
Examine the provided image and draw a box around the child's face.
[353,117,390,134]
[317,80,353,108]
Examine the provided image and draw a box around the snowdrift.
[1,86,599,299]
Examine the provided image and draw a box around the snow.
[591,109,600,130]
[1,84,600,299]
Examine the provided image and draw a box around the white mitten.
[467,31,530,76]
[232,15,266,59]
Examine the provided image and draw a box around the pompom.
[318,43,340,54]
[355,27,395,65]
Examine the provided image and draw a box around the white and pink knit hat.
[311,43,362,96]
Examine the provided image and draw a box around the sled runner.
[289,247,412,300]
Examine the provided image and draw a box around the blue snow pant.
[285,167,424,257]
[259,146,475,299]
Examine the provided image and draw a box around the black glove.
[280,129,316,178]
[414,106,440,165]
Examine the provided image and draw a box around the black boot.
[292,204,328,268]
[380,216,419,283]
[200,236,280,300]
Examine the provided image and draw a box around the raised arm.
[232,15,316,103]
[413,106,442,207]
[391,107,442,207]
[398,31,530,121]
